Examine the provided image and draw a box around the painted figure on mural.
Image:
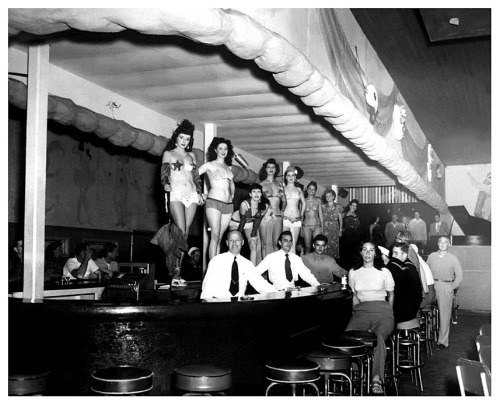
[73,140,96,226]
[467,170,491,221]
[114,154,130,228]
[46,141,65,219]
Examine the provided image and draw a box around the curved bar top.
[9,283,352,395]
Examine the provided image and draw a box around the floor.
[394,310,491,396]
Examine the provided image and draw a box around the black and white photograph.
[7,5,492,397]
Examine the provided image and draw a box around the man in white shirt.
[255,231,320,290]
[408,210,427,247]
[201,230,277,299]
[63,243,101,280]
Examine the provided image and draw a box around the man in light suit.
[429,214,450,237]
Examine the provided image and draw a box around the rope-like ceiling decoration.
[8,8,447,212]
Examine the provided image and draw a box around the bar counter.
[9,282,352,395]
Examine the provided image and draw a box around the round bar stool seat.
[90,365,153,395]
[9,371,49,396]
[265,359,320,396]
[322,336,366,356]
[306,348,352,396]
[342,330,378,348]
[322,337,367,395]
[174,363,231,394]
[397,318,420,330]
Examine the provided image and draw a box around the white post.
[23,43,50,302]
[282,161,290,175]
[202,123,216,273]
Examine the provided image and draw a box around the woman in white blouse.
[346,241,395,395]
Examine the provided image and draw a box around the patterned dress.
[322,202,343,258]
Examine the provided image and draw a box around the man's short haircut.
[393,241,409,254]
[313,234,328,245]
[438,235,450,243]
[277,230,293,245]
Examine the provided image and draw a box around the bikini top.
[262,182,284,199]
[210,163,234,181]
[170,159,196,173]
[285,186,301,202]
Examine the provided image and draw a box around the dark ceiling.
[351,8,491,166]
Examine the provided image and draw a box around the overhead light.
[449,17,459,26]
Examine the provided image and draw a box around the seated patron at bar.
[181,247,203,281]
[201,230,277,299]
[396,230,435,308]
[63,243,101,280]
[8,236,23,283]
[44,240,66,281]
[94,243,119,278]
[255,231,320,290]
[386,242,423,324]
[301,234,347,283]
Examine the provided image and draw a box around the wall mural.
[446,164,492,223]
[9,111,164,232]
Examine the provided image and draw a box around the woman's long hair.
[165,119,195,152]
[352,240,385,270]
[207,137,234,166]
[258,158,280,181]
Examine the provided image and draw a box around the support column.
[202,123,216,273]
[23,43,50,302]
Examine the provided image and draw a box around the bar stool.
[384,336,400,395]
[305,348,353,396]
[342,330,377,394]
[265,359,320,396]
[90,365,153,395]
[9,370,50,396]
[322,336,367,395]
[420,308,434,356]
[430,304,439,344]
[395,318,424,392]
[173,363,231,395]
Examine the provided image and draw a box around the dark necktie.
[229,256,239,296]
[285,253,293,282]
